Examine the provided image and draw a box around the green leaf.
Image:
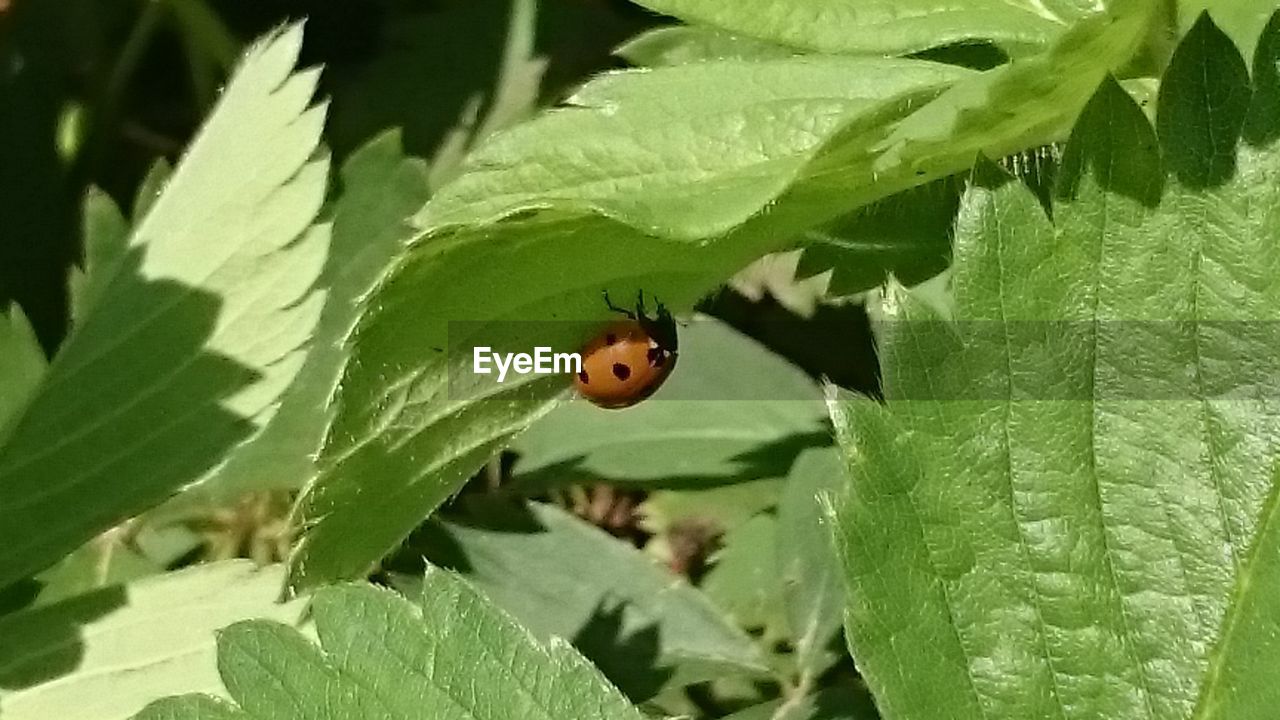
[0,23,330,591]
[629,0,1109,56]
[69,187,129,323]
[777,447,846,680]
[134,570,646,720]
[834,16,1280,719]
[0,305,45,445]
[29,523,200,607]
[511,317,827,488]
[392,500,769,697]
[422,56,972,237]
[162,131,429,515]
[615,26,799,66]
[0,562,304,720]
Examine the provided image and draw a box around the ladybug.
[574,292,679,409]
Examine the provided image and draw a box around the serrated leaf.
[615,26,799,66]
[629,0,1104,56]
[1178,2,1278,60]
[795,177,960,296]
[0,23,331,591]
[393,500,768,697]
[162,131,429,515]
[427,2,1151,246]
[423,56,972,237]
[0,562,304,720]
[834,16,1280,720]
[0,305,44,445]
[777,446,845,680]
[511,317,827,488]
[134,570,646,720]
[70,188,129,323]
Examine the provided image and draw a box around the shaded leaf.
[703,512,787,638]
[134,570,646,720]
[0,24,331,591]
[0,305,45,445]
[1177,2,1278,59]
[392,500,768,697]
[0,562,304,720]
[795,177,960,296]
[164,131,428,514]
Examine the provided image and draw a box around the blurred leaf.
[162,131,428,515]
[393,500,768,697]
[834,17,1280,719]
[778,446,845,680]
[641,478,783,536]
[629,0,1109,56]
[616,26,799,66]
[703,512,787,639]
[0,305,45,444]
[721,685,880,720]
[795,177,960,296]
[0,24,330,591]
[423,56,972,237]
[0,562,304,720]
[512,317,827,488]
[133,571,646,720]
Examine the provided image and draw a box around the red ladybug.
[574,292,678,409]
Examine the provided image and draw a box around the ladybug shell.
[574,319,677,409]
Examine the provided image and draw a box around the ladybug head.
[603,290,679,353]
[640,298,679,353]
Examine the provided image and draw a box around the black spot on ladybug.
[612,363,631,380]
[605,333,617,345]
[578,370,589,384]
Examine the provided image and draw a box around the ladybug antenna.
[602,290,635,319]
